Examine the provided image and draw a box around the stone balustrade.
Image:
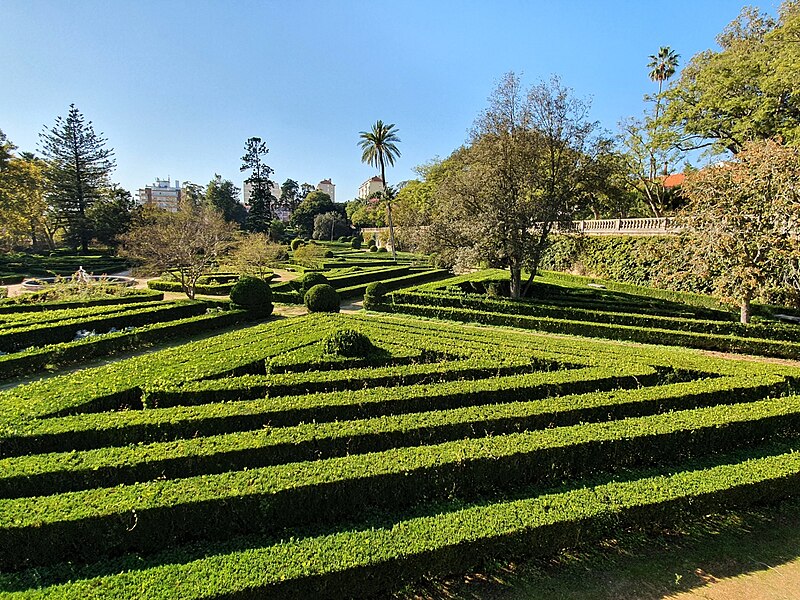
[360,218,679,241]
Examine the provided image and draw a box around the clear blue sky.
[0,0,779,202]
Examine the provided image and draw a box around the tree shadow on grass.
[393,498,800,600]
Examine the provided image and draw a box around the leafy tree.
[289,190,334,237]
[240,137,274,232]
[679,139,800,323]
[358,120,401,260]
[279,179,300,214]
[87,185,134,247]
[0,129,15,169]
[422,73,596,297]
[619,115,683,217]
[578,139,641,219]
[205,174,245,225]
[180,181,205,211]
[119,205,237,299]
[0,152,55,250]
[313,211,350,241]
[664,2,800,153]
[230,233,287,279]
[300,183,315,199]
[39,104,115,253]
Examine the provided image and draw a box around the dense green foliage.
[0,312,799,597]
[322,328,375,357]
[304,283,339,313]
[229,276,273,316]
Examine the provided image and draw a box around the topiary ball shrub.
[324,250,334,258]
[300,271,329,293]
[290,239,304,251]
[229,276,273,316]
[368,245,378,253]
[350,237,362,249]
[377,247,388,253]
[368,238,377,247]
[323,328,375,357]
[304,284,340,313]
[363,281,386,310]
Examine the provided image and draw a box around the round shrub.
[350,238,362,249]
[304,284,340,313]
[324,250,334,258]
[363,281,386,310]
[368,238,377,247]
[290,239,304,251]
[323,328,375,357]
[377,247,388,253]
[229,276,273,316]
[368,245,378,253]
[300,271,329,293]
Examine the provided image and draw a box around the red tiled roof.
[663,173,686,188]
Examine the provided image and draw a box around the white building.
[358,176,384,200]
[136,178,181,212]
[317,178,335,202]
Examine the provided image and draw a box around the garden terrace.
[271,264,450,303]
[371,269,800,360]
[0,253,128,284]
[0,298,250,381]
[0,312,799,597]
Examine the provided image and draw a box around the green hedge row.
[326,265,411,288]
[0,309,248,383]
[1,365,653,457]
[0,301,209,353]
[337,269,451,299]
[3,394,800,570]
[147,280,236,296]
[143,357,546,408]
[0,290,164,313]
[0,317,337,433]
[6,445,799,599]
[386,289,800,342]
[377,301,800,360]
[0,300,171,330]
[0,373,782,500]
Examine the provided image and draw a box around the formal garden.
[1,1,799,596]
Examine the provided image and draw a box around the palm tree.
[648,46,679,118]
[358,120,401,260]
[648,46,680,178]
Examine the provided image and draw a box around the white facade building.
[136,178,181,212]
[316,178,335,202]
[358,176,384,200]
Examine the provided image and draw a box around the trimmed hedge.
[0,309,249,382]
[229,277,273,316]
[304,284,339,313]
[0,289,164,313]
[376,301,800,360]
[0,373,783,499]
[4,395,800,569]
[0,301,209,353]
[147,280,236,296]
[9,445,798,599]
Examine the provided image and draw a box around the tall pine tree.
[240,137,274,233]
[39,104,115,253]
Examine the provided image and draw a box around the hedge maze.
[370,269,800,360]
[2,312,800,598]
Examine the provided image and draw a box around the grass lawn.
[396,497,800,600]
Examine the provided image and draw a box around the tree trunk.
[740,295,752,324]
[509,266,522,299]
